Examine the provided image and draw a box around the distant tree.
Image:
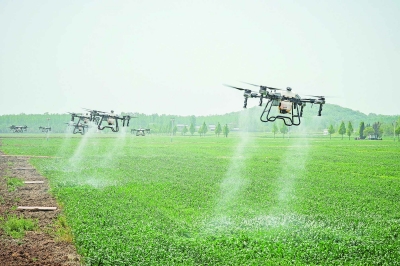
[202,122,208,135]
[364,126,374,138]
[372,122,383,139]
[198,122,208,136]
[328,124,335,139]
[215,122,222,137]
[280,122,288,138]
[346,121,354,140]
[272,123,279,139]
[359,122,365,139]
[190,115,196,127]
[338,121,346,140]
[182,125,188,135]
[223,124,230,137]
[172,125,178,136]
[189,123,195,136]
[396,117,400,141]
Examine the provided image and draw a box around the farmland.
[1,133,400,265]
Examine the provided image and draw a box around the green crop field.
[1,133,400,265]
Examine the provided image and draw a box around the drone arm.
[318,104,323,116]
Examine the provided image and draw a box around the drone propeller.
[83,108,107,114]
[224,84,248,91]
[240,81,282,91]
[304,95,326,99]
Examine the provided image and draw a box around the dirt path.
[0,151,81,265]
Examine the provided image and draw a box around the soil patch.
[0,151,81,265]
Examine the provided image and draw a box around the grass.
[6,176,24,192]
[0,133,399,264]
[53,215,74,242]
[1,214,38,239]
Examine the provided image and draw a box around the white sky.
[0,0,399,116]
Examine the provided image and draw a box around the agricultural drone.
[225,82,326,126]
[9,125,28,133]
[131,128,150,136]
[39,126,51,133]
[67,112,92,135]
[96,110,136,132]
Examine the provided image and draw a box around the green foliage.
[189,123,195,136]
[172,125,178,136]
[198,122,208,136]
[372,122,383,138]
[327,124,335,139]
[279,122,288,137]
[215,122,222,136]
[182,125,188,135]
[6,177,24,192]
[364,126,374,137]
[222,124,229,137]
[359,121,365,139]
[272,123,279,138]
[1,214,38,239]
[346,121,353,140]
[338,121,346,139]
[1,136,400,264]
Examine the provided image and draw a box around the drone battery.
[272,99,279,106]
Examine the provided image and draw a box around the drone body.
[131,128,150,136]
[68,112,92,134]
[9,125,28,133]
[226,82,326,126]
[96,110,135,132]
[39,126,51,133]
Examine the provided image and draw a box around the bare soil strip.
[0,150,81,266]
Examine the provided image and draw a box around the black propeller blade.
[224,84,247,91]
[240,81,283,91]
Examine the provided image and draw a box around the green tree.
[223,124,230,137]
[189,123,195,136]
[364,126,374,138]
[359,122,365,139]
[272,123,279,139]
[372,122,383,139]
[328,124,335,139]
[395,126,400,141]
[190,115,196,128]
[338,121,346,140]
[346,121,354,140]
[182,125,188,135]
[280,122,288,138]
[215,122,222,137]
[172,125,178,136]
[202,122,208,136]
[198,122,208,136]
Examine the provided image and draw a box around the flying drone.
[39,126,51,133]
[82,108,107,125]
[225,82,326,126]
[67,112,92,135]
[131,128,150,136]
[9,125,28,133]
[96,110,135,132]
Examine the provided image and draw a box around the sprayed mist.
[204,109,254,232]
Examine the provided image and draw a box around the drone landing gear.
[73,125,88,135]
[260,99,301,126]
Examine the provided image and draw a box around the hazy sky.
[1,0,399,116]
